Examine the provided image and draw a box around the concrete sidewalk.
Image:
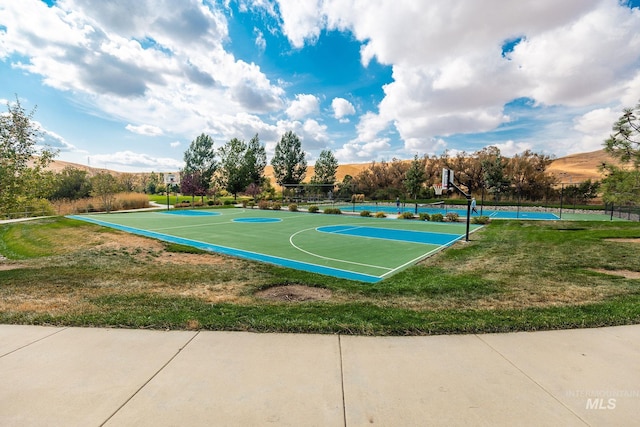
[0,325,638,426]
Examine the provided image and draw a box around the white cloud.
[270,0,640,154]
[285,94,319,120]
[170,141,181,148]
[331,97,355,119]
[90,150,183,172]
[492,140,533,157]
[569,107,620,153]
[1,0,284,144]
[254,27,266,51]
[125,124,164,136]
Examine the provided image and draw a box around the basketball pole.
[444,168,471,242]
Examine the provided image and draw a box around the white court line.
[289,228,393,272]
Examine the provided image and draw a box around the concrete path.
[0,325,638,426]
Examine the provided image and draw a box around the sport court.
[69,209,480,283]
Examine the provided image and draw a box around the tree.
[481,147,510,201]
[244,133,267,188]
[50,167,92,200]
[91,172,121,213]
[183,133,217,201]
[404,155,427,200]
[218,137,249,200]
[604,100,640,167]
[0,96,57,215]
[312,150,338,185]
[180,171,206,203]
[602,100,640,206]
[311,149,338,198]
[271,131,307,187]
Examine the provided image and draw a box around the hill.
[45,149,616,184]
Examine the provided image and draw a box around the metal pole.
[559,184,564,219]
[465,197,471,242]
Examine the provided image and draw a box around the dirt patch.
[605,238,640,244]
[255,285,332,302]
[591,269,640,279]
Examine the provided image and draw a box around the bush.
[207,200,215,206]
[419,213,430,221]
[247,201,256,209]
[323,207,342,215]
[398,211,415,219]
[445,212,459,222]
[375,211,387,218]
[288,203,298,212]
[272,202,282,210]
[360,210,371,217]
[308,205,319,213]
[471,215,491,224]
[223,200,234,206]
[258,200,270,210]
[431,213,444,222]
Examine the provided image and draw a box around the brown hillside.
[44,149,616,184]
[547,149,618,182]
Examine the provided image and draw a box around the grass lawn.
[1,215,639,335]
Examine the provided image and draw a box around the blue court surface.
[338,204,560,220]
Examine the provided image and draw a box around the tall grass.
[52,192,150,215]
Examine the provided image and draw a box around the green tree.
[481,147,510,201]
[91,172,121,213]
[404,155,427,200]
[218,137,249,200]
[183,133,217,201]
[245,133,267,188]
[50,167,92,200]
[271,131,307,187]
[602,100,640,206]
[311,149,338,198]
[312,150,338,184]
[0,96,57,216]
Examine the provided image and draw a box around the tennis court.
[336,203,560,220]
[68,209,480,283]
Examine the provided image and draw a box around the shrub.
[431,213,444,222]
[247,201,256,209]
[272,202,282,210]
[419,213,430,221]
[398,211,415,219]
[445,212,459,222]
[308,205,319,213]
[288,203,298,212]
[374,211,387,218]
[207,200,215,206]
[323,207,342,215]
[258,200,270,210]
[471,215,491,224]
[241,200,247,208]
[223,200,234,205]
[360,210,371,217]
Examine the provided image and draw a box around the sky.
[1,0,640,173]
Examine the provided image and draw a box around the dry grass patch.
[255,285,333,302]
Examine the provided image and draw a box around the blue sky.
[1,0,639,172]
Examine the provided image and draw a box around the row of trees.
[180,130,339,201]
[349,148,568,203]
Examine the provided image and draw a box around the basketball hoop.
[433,184,443,196]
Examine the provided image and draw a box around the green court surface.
[69,209,480,283]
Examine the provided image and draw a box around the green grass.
[1,216,639,335]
